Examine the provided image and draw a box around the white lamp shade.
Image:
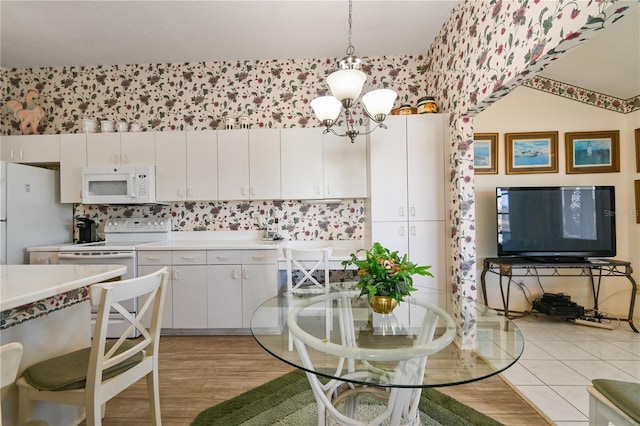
[326,69,367,102]
[362,89,397,117]
[311,96,342,122]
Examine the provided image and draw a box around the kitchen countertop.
[26,231,365,265]
[0,264,127,311]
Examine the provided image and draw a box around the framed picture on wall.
[636,180,640,224]
[635,128,640,173]
[565,130,620,174]
[473,133,498,174]
[505,131,558,174]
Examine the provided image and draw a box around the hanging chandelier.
[310,0,397,143]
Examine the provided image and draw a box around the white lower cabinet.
[207,249,277,329]
[171,251,208,328]
[137,251,173,329]
[138,249,276,331]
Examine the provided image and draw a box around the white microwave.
[82,165,157,204]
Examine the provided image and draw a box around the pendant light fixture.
[310,0,397,143]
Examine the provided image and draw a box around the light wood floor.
[92,335,552,425]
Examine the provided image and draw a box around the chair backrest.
[1,342,23,389]
[86,267,168,394]
[284,247,332,294]
[1,342,23,425]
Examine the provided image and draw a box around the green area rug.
[192,370,504,425]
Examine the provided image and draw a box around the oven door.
[58,251,139,337]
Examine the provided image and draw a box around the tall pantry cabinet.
[367,114,448,291]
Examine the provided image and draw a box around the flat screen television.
[496,186,616,261]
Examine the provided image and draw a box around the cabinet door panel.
[120,132,155,166]
[407,115,445,221]
[186,130,218,201]
[242,264,278,328]
[369,116,408,221]
[155,132,187,201]
[20,135,60,163]
[87,133,121,166]
[60,134,86,203]
[371,221,409,255]
[408,221,446,291]
[281,127,324,199]
[207,265,243,328]
[172,265,207,328]
[218,130,250,200]
[138,265,173,329]
[323,128,367,198]
[249,129,281,200]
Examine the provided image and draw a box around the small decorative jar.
[397,104,413,115]
[82,118,98,133]
[223,116,236,130]
[100,120,115,133]
[416,96,438,114]
[237,115,250,129]
[116,121,129,132]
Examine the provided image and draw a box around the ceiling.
[1,1,638,100]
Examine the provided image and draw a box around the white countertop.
[26,231,365,264]
[0,264,127,311]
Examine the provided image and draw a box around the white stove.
[57,217,171,337]
[61,218,171,252]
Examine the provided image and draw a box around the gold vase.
[369,296,398,314]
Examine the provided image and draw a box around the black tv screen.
[496,186,616,260]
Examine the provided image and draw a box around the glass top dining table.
[251,288,525,389]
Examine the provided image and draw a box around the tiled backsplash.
[74,199,365,241]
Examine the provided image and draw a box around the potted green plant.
[342,242,433,313]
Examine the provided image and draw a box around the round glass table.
[251,289,524,425]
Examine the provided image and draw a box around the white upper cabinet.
[1,135,60,163]
[155,131,188,201]
[406,114,445,221]
[323,126,367,199]
[369,116,409,222]
[248,128,281,200]
[186,130,218,201]
[281,126,367,200]
[218,130,250,200]
[369,115,445,221]
[59,133,86,203]
[281,127,324,199]
[155,131,218,202]
[86,132,155,166]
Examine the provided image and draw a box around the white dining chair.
[16,267,169,426]
[0,342,48,426]
[284,247,333,350]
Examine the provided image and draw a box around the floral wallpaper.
[1,56,433,135]
[74,199,366,241]
[524,75,640,113]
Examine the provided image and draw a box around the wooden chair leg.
[147,370,161,425]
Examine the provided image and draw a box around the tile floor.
[500,313,640,425]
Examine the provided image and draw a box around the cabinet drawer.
[242,249,277,264]
[138,251,172,265]
[207,250,242,265]
[172,250,207,265]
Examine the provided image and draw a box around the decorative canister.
[223,116,236,130]
[100,120,115,133]
[129,123,142,132]
[82,118,98,133]
[237,115,250,129]
[117,121,129,132]
[397,104,413,115]
[416,96,438,114]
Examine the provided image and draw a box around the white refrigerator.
[0,161,72,264]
